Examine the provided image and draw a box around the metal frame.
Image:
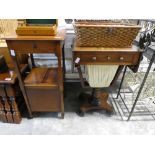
[113,49,155,121]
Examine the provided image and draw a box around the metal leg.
[116,66,127,99]
[127,51,155,121]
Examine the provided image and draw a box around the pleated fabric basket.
[86,65,119,88]
[74,21,141,47]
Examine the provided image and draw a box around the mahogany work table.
[73,44,142,116]
[5,29,66,119]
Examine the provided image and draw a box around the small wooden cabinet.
[5,29,66,119]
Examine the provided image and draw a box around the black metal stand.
[127,50,155,121]
[113,49,155,121]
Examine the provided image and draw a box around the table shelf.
[24,67,58,88]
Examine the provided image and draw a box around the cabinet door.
[25,88,61,112]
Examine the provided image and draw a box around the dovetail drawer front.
[74,51,140,65]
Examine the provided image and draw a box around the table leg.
[11,54,33,118]
[57,44,64,119]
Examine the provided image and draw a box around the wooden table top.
[4,29,66,41]
[73,44,142,52]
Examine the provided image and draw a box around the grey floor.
[1,82,155,135]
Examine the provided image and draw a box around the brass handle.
[120,57,124,60]
[92,57,97,61]
[107,56,111,60]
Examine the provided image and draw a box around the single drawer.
[7,40,57,53]
[74,51,140,65]
[25,88,61,112]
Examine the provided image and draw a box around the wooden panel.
[7,40,57,53]
[24,68,48,84]
[16,25,57,36]
[24,68,58,88]
[25,88,60,112]
[74,51,140,65]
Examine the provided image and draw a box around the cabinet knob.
[92,57,97,61]
[107,56,111,60]
[120,57,124,60]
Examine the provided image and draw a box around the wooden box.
[16,19,58,36]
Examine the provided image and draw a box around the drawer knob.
[107,56,111,60]
[92,57,97,61]
[120,57,124,60]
